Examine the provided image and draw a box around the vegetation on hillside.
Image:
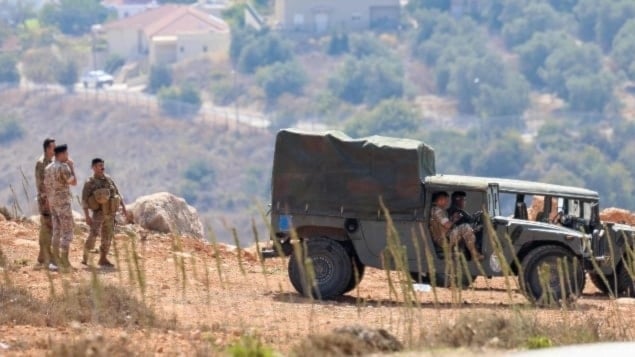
[2,0,635,211]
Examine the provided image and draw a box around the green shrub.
[226,336,275,357]
[158,85,201,118]
[0,54,20,84]
[0,115,24,144]
[104,54,125,74]
[256,61,307,102]
[148,65,173,94]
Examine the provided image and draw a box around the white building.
[101,0,159,19]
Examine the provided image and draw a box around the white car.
[81,70,114,88]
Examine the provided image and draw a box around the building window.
[351,12,362,21]
[203,45,208,53]
[293,13,304,27]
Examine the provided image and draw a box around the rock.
[616,298,635,305]
[0,213,5,222]
[600,207,635,225]
[127,192,204,238]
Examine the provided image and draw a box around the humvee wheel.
[342,255,365,294]
[589,262,635,297]
[521,245,585,305]
[288,237,353,299]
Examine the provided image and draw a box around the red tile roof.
[102,4,229,36]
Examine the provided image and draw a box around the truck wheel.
[342,256,365,294]
[521,245,585,305]
[589,262,635,297]
[288,237,353,300]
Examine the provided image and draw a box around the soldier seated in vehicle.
[429,191,484,261]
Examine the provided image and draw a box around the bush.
[0,114,25,144]
[329,56,403,106]
[611,19,635,79]
[501,2,563,48]
[158,85,202,118]
[515,31,570,87]
[345,99,419,137]
[327,33,350,56]
[0,54,19,84]
[538,42,602,99]
[256,61,307,102]
[39,0,111,36]
[565,72,615,113]
[234,30,293,73]
[148,65,173,93]
[56,59,78,93]
[104,54,125,74]
[21,47,59,84]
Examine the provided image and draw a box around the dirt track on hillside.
[1,219,634,356]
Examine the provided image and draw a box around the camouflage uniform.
[81,174,121,262]
[44,161,74,252]
[429,205,479,255]
[35,155,54,265]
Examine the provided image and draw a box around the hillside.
[0,89,273,243]
[1,218,635,355]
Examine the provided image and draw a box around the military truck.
[262,129,597,304]
[492,183,635,297]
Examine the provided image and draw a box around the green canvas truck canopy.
[272,129,436,219]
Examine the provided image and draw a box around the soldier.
[429,191,484,261]
[44,144,77,271]
[81,158,126,268]
[35,137,57,271]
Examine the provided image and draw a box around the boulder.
[600,207,635,225]
[127,192,204,238]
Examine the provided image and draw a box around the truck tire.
[288,237,353,300]
[342,256,365,294]
[521,245,585,305]
[589,262,635,297]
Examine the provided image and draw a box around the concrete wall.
[275,0,400,33]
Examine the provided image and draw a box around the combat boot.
[59,249,75,273]
[98,250,114,268]
[49,245,61,271]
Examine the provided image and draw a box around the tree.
[594,0,635,52]
[515,31,570,87]
[0,54,20,84]
[22,47,59,84]
[573,0,598,41]
[327,33,349,56]
[565,72,615,113]
[237,31,292,73]
[256,61,308,102]
[39,0,110,36]
[349,33,390,59]
[56,60,78,93]
[148,65,172,93]
[0,114,24,144]
[345,99,419,137]
[474,73,530,125]
[538,42,602,99]
[158,85,202,118]
[329,56,403,106]
[611,19,635,79]
[472,133,529,177]
[501,2,563,48]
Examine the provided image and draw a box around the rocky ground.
[1,217,634,356]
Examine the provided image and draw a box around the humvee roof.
[425,174,599,200]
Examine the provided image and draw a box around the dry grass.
[292,325,403,357]
[45,334,137,357]
[0,281,174,329]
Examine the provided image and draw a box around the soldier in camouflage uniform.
[44,144,78,271]
[429,191,484,261]
[35,137,57,270]
[81,158,126,268]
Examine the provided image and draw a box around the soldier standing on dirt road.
[44,144,77,271]
[35,137,58,271]
[81,158,126,268]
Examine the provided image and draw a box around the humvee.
[262,130,601,304]
[493,183,635,297]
